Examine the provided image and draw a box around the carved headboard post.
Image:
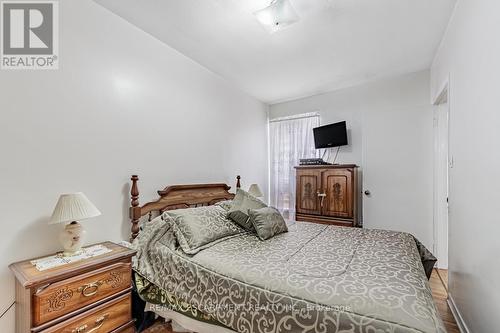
[236,175,241,189]
[130,175,141,241]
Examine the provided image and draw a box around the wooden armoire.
[295,165,359,227]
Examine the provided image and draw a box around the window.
[269,113,320,219]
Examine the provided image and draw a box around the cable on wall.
[322,146,341,164]
[332,146,341,164]
[0,301,15,320]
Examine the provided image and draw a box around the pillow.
[214,200,233,211]
[227,210,254,230]
[165,205,245,254]
[248,206,288,240]
[227,189,267,231]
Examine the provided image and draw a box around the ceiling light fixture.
[253,0,300,34]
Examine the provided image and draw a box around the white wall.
[431,1,500,332]
[270,71,434,247]
[0,1,268,331]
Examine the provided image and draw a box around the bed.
[128,175,444,333]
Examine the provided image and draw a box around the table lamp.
[49,192,101,256]
[248,184,264,198]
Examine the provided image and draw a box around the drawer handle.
[78,281,103,297]
[72,314,109,333]
[317,192,327,207]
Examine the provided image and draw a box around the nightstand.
[9,241,136,333]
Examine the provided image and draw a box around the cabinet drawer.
[40,293,132,333]
[110,321,136,333]
[33,262,131,326]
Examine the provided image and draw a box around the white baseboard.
[447,293,470,333]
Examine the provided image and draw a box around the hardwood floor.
[143,268,459,333]
[142,321,173,333]
[431,268,460,333]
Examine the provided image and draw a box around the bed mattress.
[133,218,444,333]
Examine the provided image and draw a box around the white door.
[362,105,434,248]
[433,101,449,268]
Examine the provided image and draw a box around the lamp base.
[59,221,87,256]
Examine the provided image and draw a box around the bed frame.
[129,174,241,241]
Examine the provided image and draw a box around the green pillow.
[227,189,267,231]
[248,206,288,240]
[166,205,244,254]
[214,200,233,211]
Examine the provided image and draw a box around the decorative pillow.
[214,200,233,211]
[165,205,245,254]
[227,189,267,231]
[227,210,254,231]
[248,206,288,240]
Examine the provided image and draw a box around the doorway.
[433,85,449,269]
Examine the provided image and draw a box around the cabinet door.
[322,169,354,218]
[296,170,321,215]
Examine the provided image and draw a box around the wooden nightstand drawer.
[39,293,132,333]
[110,321,136,333]
[10,242,136,333]
[33,262,132,326]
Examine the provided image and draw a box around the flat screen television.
[313,121,348,149]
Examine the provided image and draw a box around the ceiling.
[94,0,456,104]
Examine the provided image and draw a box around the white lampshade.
[49,192,101,225]
[248,184,264,198]
[253,0,300,34]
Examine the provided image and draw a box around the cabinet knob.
[364,190,371,196]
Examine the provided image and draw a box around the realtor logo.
[1,1,58,69]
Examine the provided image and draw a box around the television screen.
[313,121,348,149]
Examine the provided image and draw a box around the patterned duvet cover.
[132,216,444,333]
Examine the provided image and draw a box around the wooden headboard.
[129,175,241,241]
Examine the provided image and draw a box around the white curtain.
[270,113,320,219]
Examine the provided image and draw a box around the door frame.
[432,78,450,269]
